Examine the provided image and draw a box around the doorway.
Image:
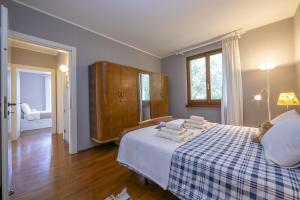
[8,39,69,141]
[6,34,77,198]
[8,32,77,154]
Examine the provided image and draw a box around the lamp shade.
[277,92,300,106]
[59,64,69,72]
[258,63,277,70]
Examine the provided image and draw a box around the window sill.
[186,103,221,108]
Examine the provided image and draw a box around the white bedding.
[25,111,40,121]
[117,119,204,189]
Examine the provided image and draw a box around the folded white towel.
[160,127,186,135]
[156,130,193,143]
[190,115,204,121]
[185,122,212,129]
[165,122,184,131]
[186,119,206,125]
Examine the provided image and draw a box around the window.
[186,49,222,107]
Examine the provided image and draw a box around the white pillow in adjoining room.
[21,103,31,114]
[271,109,300,125]
[261,118,300,168]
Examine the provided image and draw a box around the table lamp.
[277,92,300,111]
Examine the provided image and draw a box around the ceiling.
[14,0,300,58]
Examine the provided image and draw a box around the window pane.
[141,74,150,101]
[190,57,207,100]
[210,53,222,100]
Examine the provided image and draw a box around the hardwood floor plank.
[10,129,178,200]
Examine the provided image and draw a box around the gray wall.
[162,42,222,123]
[240,18,297,126]
[162,18,297,127]
[20,72,46,111]
[2,0,161,150]
[10,47,58,68]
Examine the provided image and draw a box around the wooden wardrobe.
[88,61,169,143]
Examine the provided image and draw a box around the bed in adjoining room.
[118,113,300,200]
[20,103,52,132]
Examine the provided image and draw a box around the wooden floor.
[10,129,178,200]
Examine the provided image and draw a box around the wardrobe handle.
[121,92,124,98]
[118,91,121,97]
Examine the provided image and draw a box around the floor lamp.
[253,63,277,121]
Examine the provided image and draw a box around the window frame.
[186,48,222,107]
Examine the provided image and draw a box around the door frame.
[10,64,56,140]
[9,31,78,154]
[1,5,9,200]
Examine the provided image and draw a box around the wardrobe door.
[150,73,162,118]
[120,66,139,131]
[101,62,122,141]
[160,75,169,116]
[88,63,102,141]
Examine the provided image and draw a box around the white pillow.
[21,103,31,114]
[261,118,300,168]
[271,109,300,125]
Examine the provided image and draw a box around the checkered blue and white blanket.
[168,124,300,200]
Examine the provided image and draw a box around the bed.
[20,103,52,131]
[117,119,300,200]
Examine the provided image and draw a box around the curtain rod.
[175,28,245,55]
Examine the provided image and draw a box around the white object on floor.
[115,188,131,200]
[118,119,203,189]
[104,188,131,200]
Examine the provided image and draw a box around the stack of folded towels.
[184,115,212,129]
[156,122,193,143]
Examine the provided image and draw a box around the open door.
[63,76,70,143]
[1,5,10,200]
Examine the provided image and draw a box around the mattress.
[117,119,207,189]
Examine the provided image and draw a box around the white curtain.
[221,36,243,126]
